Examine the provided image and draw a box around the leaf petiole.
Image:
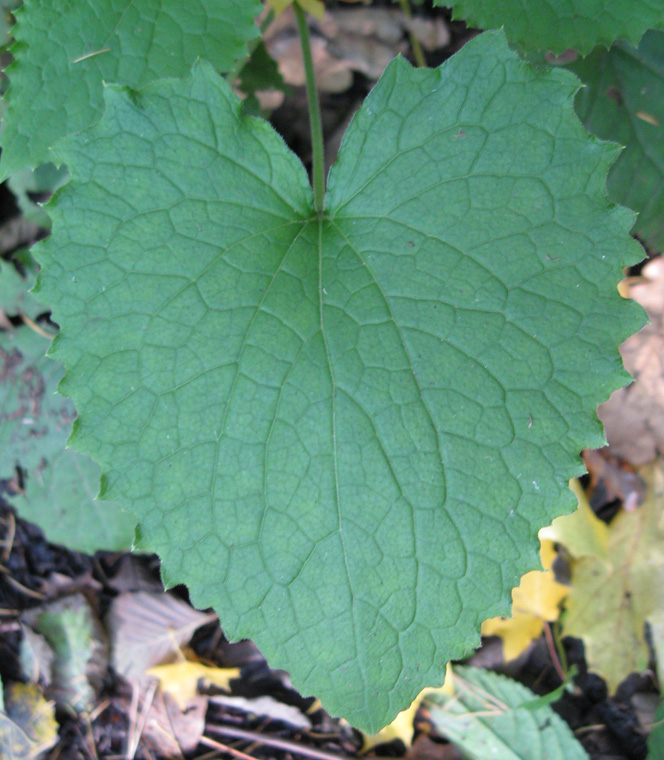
[294,2,325,214]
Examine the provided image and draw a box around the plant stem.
[294,2,325,214]
[397,0,427,68]
[224,9,275,85]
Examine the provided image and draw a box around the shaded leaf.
[0,323,134,552]
[0,256,43,322]
[107,592,216,682]
[425,666,589,759]
[0,0,262,177]
[26,594,106,713]
[434,0,664,54]
[0,682,58,760]
[35,32,643,730]
[7,164,68,229]
[568,31,664,254]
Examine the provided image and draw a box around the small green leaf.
[7,163,69,229]
[238,41,288,96]
[0,323,134,552]
[0,256,43,321]
[425,666,589,759]
[0,0,262,178]
[567,31,664,254]
[435,0,664,54]
[35,32,643,730]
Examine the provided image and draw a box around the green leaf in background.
[567,30,664,254]
[435,0,664,55]
[0,266,134,552]
[424,666,589,759]
[35,31,643,730]
[0,0,19,49]
[0,254,43,322]
[7,163,69,229]
[0,0,261,178]
[238,41,288,96]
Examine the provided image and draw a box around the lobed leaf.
[435,0,664,55]
[35,32,643,730]
[0,0,261,178]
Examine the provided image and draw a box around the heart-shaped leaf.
[34,31,643,730]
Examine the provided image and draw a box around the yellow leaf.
[481,539,568,661]
[482,612,545,662]
[0,682,58,760]
[267,0,326,19]
[540,479,609,559]
[554,463,664,691]
[148,661,240,709]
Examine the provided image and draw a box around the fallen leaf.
[0,682,58,760]
[546,463,664,691]
[141,690,207,756]
[209,694,312,730]
[147,660,240,709]
[598,257,664,465]
[23,594,107,713]
[481,540,568,661]
[107,592,216,682]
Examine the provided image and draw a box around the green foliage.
[425,666,589,759]
[7,163,68,228]
[0,0,261,178]
[32,30,643,730]
[568,30,664,253]
[435,0,664,54]
[0,261,134,553]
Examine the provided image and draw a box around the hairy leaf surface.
[0,0,261,178]
[35,32,643,730]
[436,0,664,54]
[568,31,664,254]
[425,666,589,759]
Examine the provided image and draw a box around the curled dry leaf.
[598,257,664,465]
[107,592,216,682]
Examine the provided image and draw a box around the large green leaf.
[0,0,261,178]
[425,666,589,759]
[435,0,664,55]
[34,32,643,730]
[567,31,664,254]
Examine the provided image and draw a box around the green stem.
[225,9,275,85]
[397,0,427,68]
[294,2,325,214]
